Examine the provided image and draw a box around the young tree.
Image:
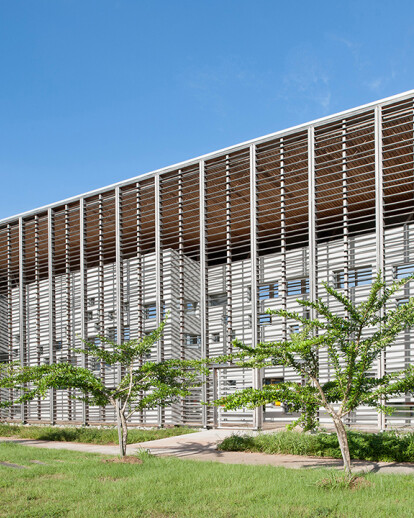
[214,274,414,474]
[0,318,207,457]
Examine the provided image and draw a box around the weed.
[317,472,372,491]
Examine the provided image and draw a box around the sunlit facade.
[1,91,414,430]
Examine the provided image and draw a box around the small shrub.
[218,430,414,463]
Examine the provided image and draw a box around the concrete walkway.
[1,430,414,475]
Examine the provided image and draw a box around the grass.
[0,443,414,517]
[0,423,195,445]
[218,430,414,463]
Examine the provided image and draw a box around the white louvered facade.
[1,91,414,429]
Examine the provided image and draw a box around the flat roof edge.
[1,88,414,225]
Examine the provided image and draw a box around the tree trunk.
[115,399,127,457]
[120,409,128,456]
[333,416,352,475]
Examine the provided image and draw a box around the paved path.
[1,430,414,474]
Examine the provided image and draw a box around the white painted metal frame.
[225,155,233,354]
[199,160,208,428]
[308,127,317,310]
[79,198,87,425]
[115,187,123,389]
[6,225,13,419]
[18,217,26,423]
[250,144,262,430]
[375,106,386,431]
[3,91,414,431]
[48,208,56,424]
[280,138,287,342]
[342,120,349,301]
[64,205,73,421]
[135,182,144,423]
[155,174,164,426]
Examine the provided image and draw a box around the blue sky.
[1,0,414,219]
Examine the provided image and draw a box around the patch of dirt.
[349,476,372,490]
[102,456,143,464]
[0,461,27,469]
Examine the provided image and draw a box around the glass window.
[258,282,279,300]
[185,334,201,348]
[91,359,101,372]
[289,324,300,334]
[259,314,272,326]
[211,332,220,343]
[263,377,284,386]
[208,293,227,307]
[185,301,198,315]
[334,267,372,289]
[397,298,410,308]
[144,304,157,319]
[395,264,414,280]
[287,278,309,296]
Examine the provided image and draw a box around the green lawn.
[218,430,414,463]
[0,443,413,518]
[0,424,195,445]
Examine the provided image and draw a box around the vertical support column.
[280,139,287,341]
[64,206,73,421]
[136,183,144,424]
[35,215,41,420]
[199,160,208,428]
[115,187,124,386]
[155,174,164,427]
[98,195,105,422]
[136,183,143,341]
[342,121,351,427]
[18,217,26,423]
[342,121,349,301]
[250,144,262,430]
[308,127,318,423]
[48,208,56,424]
[6,225,13,419]
[178,171,185,361]
[178,171,186,426]
[225,156,233,355]
[79,198,87,425]
[375,105,385,430]
[308,127,317,309]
